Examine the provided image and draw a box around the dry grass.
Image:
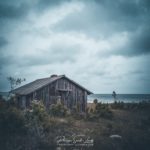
[1,100,150,150]
[87,102,96,111]
[64,103,150,150]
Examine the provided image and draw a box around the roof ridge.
[36,75,64,80]
[12,75,92,95]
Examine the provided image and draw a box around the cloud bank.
[0,0,150,93]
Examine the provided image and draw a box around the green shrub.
[0,106,27,136]
[0,105,28,150]
[29,100,49,122]
[48,103,67,117]
[69,106,85,120]
[97,104,113,119]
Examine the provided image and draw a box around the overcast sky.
[0,0,150,94]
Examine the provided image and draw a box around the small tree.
[93,99,98,104]
[112,91,117,99]
[7,76,26,91]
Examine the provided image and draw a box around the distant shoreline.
[88,93,150,103]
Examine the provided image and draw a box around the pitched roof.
[12,75,93,95]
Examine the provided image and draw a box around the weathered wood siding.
[55,78,87,112]
[22,77,87,112]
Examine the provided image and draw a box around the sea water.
[88,94,150,103]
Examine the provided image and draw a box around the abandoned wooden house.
[12,75,93,112]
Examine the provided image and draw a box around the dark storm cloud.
[0,1,30,19]
[115,26,150,57]
[53,0,150,57]
[37,0,70,10]
[0,0,71,19]
[54,0,150,31]
[0,0,65,19]
[130,27,150,55]
[0,0,150,59]
[94,0,150,15]
[0,0,150,93]
[0,0,70,36]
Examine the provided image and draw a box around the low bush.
[111,101,125,109]
[0,104,28,150]
[86,102,113,120]
[0,106,27,136]
[69,106,85,120]
[110,101,150,110]
[48,103,67,117]
[95,102,113,119]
